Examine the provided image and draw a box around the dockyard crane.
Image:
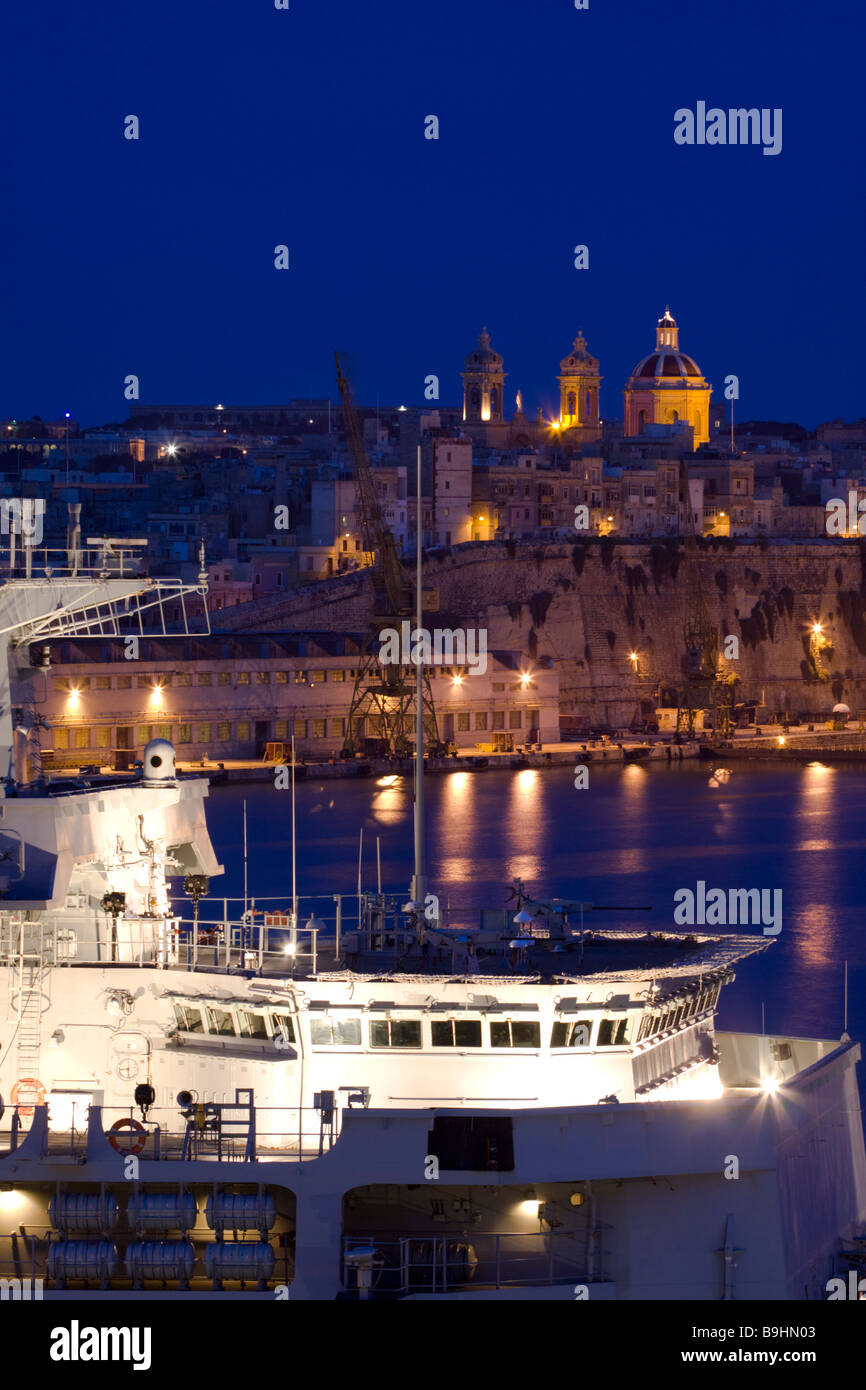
[676,459,736,738]
[334,352,441,757]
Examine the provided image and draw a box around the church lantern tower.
[461,327,507,424]
[558,331,602,438]
[623,307,711,450]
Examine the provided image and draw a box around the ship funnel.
[142,738,177,786]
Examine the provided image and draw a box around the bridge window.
[310,1017,362,1046]
[431,1019,482,1047]
[272,1012,296,1044]
[208,1006,236,1036]
[238,1009,269,1039]
[370,1019,422,1048]
[173,1003,204,1033]
[597,1017,632,1046]
[550,1020,593,1048]
[490,1020,541,1048]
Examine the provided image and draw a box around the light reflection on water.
[206,762,866,1053]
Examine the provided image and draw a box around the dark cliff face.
[210,539,866,721]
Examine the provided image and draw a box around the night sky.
[2,0,864,428]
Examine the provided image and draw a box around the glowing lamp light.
[452,674,464,687]
[0,1190,24,1211]
[165,444,177,457]
[519,671,533,687]
[760,1076,780,1095]
[215,403,224,411]
[777,736,786,747]
[812,622,823,636]
[283,942,297,956]
[628,651,638,663]
[149,685,164,710]
[66,686,81,710]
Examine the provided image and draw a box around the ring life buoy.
[108,1117,148,1155]
[11,1077,47,1117]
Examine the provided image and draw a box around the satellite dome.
[142,738,177,786]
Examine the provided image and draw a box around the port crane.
[334,352,441,757]
[675,459,736,737]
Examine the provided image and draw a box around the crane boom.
[334,351,411,615]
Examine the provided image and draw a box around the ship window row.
[635,985,720,1043]
[173,1004,641,1051]
[172,1002,296,1043]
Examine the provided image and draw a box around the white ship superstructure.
[0,529,865,1301]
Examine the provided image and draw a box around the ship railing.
[1,1103,343,1162]
[341,1231,589,1296]
[169,890,464,975]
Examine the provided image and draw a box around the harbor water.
[202,761,865,1055]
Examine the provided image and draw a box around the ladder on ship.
[6,919,52,1101]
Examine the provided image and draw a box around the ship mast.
[409,445,427,917]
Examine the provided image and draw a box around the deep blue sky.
[2,0,863,429]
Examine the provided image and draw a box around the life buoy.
[108,1117,148,1155]
[11,1077,46,1117]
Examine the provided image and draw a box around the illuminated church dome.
[623,308,711,450]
